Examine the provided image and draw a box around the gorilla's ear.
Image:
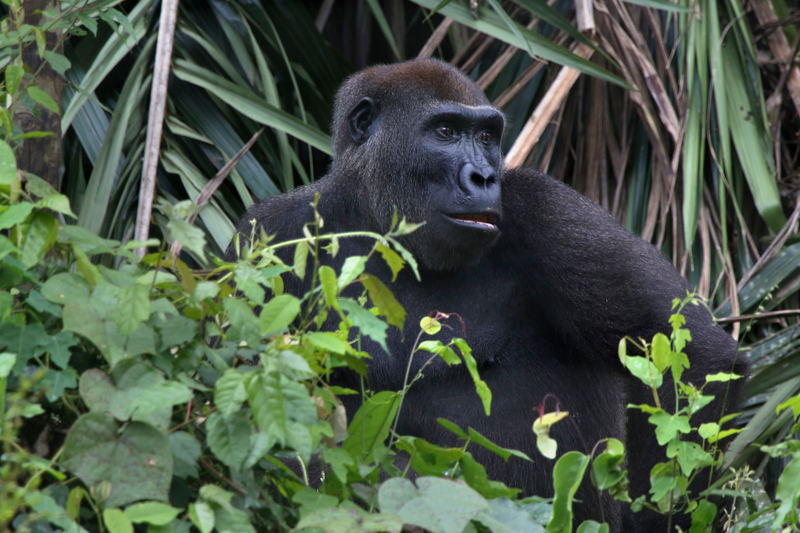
[348,98,379,145]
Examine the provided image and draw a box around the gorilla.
[227,58,747,531]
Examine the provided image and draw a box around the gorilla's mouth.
[447,212,500,229]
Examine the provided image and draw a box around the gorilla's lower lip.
[446,213,500,229]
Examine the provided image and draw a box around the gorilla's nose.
[459,162,498,194]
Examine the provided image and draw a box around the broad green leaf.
[62,412,172,507]
[306,332,350,354]
[378,477,488,533]
[473,496,545,533]
[124,501,181,525]
[295,507,404,533]
[337,298,388,353]
[104,509,133,533]
[214,369,247,418]
[189,502,215,533]
[547,452,590,533]
[21,210,58,267]
[773,455,800,529]
[223,297,261,349]
[27,86,60,113]
[43,50,71,74]
[259,294,301,336]
[651,333,670,374]
[343,391,400,461]
[0,203,34,230]
[361,274,405,330]
[206,411,252,471]
[338,255,368,289]
[167,431,202,479]
[112,284,152,337]
[576,521,609,533]
[648,411,691,445]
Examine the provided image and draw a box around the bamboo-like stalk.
[505,41,595,168]
[134,0,180,257]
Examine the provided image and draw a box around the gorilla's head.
[331,59,506,272]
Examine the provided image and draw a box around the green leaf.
[41,368,79,402]
[36,194,76,217]
[189,502,215,533]
[294,241,309,280]
[576,521,609,533]
[223,297,261,349]
[172,61,332,155]
[0,140,17,186]
[112,284,152,337]
[361,274,405,330]
[41,273,90,304]
[167,431,202,479]
[27,86,60,114]
[337,298,388,353]
[467,426,532,462]
[378,477,488,533]
[104,509,133,533]
[437,418,469,439]
[34,28,46,57]
[420,317,441,335]
[648,411,691,445]
[547,452,590,533]
[319,265,339,308]
[5,64,24,96]
[376,244,405,282]
[343,391,400,461]
[473,497,545,533]
[259,294,301,336]
[295,507,404,533]
[453,339,491,415]
[621,355,663,389]
[206,411,252,471]
[64,302,128,367]
[651,333,670,374]
[0,202,34,230]
[62,412,172,508]
[705,372,742,382]
[338,255,368,289]
[214,369,247,418]
[43,50,72,75]
[0,352,16,378]
[306,331,350,354]
[21,210,58,267]
[124,502,182,525]
[772,455,800,529]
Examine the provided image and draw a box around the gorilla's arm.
[502,168,747,527]
[500,168,738,366]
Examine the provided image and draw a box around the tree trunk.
[15,0,63,192]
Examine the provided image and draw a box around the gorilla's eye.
[478,131,493,143]
[437,125,454,137]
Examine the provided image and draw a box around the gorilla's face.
[345,96,505,272]
[410,102,505,271]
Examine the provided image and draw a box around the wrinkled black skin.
[227,59,747,532]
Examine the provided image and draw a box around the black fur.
[226,58,747,531]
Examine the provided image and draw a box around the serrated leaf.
[223,297,261,349]
[361,274,405,330]
[376,244,405,282]
[338,255,367,289]
[214,369,247,418]
[337,298,388,353]
[306,332,349,354]
[206,411,252,471]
